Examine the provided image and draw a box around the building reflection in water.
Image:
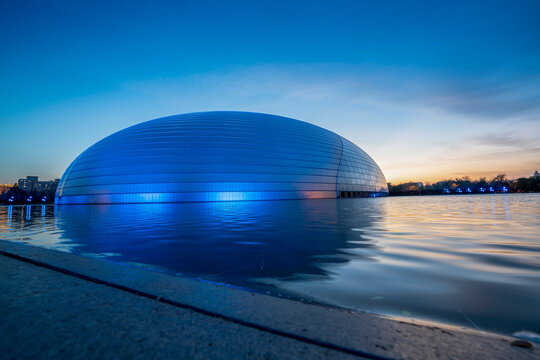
[53,200,379,288]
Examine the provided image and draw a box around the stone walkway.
[0,240,536,359]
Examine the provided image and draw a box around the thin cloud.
[474,133,538,148]
[415,75,540,121]
[126,64,540,123]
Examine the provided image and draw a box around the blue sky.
[1,0,539,183]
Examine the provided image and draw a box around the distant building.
[41,179,60,193]
[534,170,540,179]
[17,176,60,193]
[17,176,39,192]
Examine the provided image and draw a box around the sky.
[1,0,539,184]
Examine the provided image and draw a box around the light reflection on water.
[1,194,539,335]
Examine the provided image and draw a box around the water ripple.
[0,193,539,335]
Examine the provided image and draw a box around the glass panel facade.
[56,112,388,204]
[336,137,388,196]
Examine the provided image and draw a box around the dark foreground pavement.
[0,240,537,360]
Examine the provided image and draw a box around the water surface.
[1,194,539,335]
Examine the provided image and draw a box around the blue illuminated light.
[55,112,388,204]
[215,192,249,202]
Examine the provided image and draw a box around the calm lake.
[1,193,539,335]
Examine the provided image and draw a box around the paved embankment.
[0,240,537,360]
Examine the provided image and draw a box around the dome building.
[55,112,387,204]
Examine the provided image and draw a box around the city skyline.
[1,1,539,184]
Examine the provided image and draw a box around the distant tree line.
[389,172,540,196]
[0,185,57,205]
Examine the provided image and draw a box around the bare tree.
[491,173,507,184]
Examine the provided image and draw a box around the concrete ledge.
[1,240,537,359]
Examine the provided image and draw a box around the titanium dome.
[55,111,388,204]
